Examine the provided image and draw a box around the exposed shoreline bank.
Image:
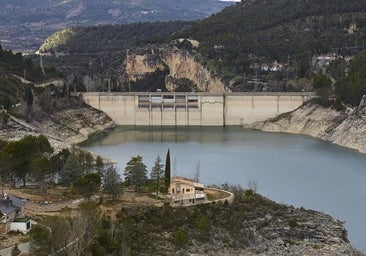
[0,104,115,154]
[243,103,366,154]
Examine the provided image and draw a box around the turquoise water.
[84,126,366,252]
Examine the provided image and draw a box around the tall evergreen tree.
[59,152,83,185]
[164,149,171,192]
[94,155,105,177]
[151,155,164,196]
[124,155,147,193]
[103,166,122,200]
[75,173,101,200]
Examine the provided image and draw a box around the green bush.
[171,228,189,248]
[288,218,298,228]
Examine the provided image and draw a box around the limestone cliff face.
[246,103,366,153]
[125,49,166,81]
[125,46,227,92]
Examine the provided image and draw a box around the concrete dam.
[82,92,315,126]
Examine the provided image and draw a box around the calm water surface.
[84,126,366,252]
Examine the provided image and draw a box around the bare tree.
[247,179,259,193]
[194,160,200,182]
[30,203,99,256]
[173,157,177,177]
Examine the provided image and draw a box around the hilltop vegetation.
[28,187,361,255]
[178,0,366,80]
[39,21,193,54]
[36,0,366,105]
[0,45,59,109]
[0,0,233,51]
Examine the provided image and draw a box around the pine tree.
[124,155,147,193]
[151,155,164,196]
[94,155,105,177]
[103,166,122,200]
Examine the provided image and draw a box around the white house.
[0,195,31,234]
[169,177,207,206]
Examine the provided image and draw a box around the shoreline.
[243,103,366,155]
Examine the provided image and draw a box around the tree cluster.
[0,135,53,188]
[0,44,60,110]
[123,151,170,195]
[312,52,366,107]
[0,136,124,201]
[336,53,366,106]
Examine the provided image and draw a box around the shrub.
[171,228,189,248]
[288,218,298,228]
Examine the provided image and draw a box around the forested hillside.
[39,21,193,54]
[0,0,233,51]
[36,0,366,104]
[0,45,59,109]
[178,0,366,80]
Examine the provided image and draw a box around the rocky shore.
[0,100,114,153]
[245,103,366,154]
[183,208,362,255]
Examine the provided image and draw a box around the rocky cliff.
[245,103,366,154]
[125,45,227,92]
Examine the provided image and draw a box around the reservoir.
[84,126,366,253]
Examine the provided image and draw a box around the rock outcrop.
[125,45,227,92]
[185,209,362,255]
[245,103,366,154]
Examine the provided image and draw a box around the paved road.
[0,242,30,256]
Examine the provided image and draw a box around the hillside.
[178,0,366,83]
[0,44,60,110]
[38,21,193,54]
[0,0,233,52]
[246,103,366,154]
[28,189,362,255]
[36,0,366,94]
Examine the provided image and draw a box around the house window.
[182,188,185,193]
[186,189,190,192]
[172,189,175,194]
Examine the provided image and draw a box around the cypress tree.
[164,149,171,192]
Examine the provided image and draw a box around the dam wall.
[82,92,315,126]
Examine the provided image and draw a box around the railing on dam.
[81,91,316,126]
[81,91,316,97]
